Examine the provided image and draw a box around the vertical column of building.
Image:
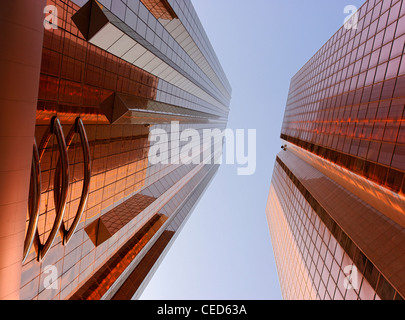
[0,1,45,299]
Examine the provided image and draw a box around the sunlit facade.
[267,0,405,300]
[0,0,230,300]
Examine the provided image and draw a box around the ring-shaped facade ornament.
[34,117,69,262]
[22,141,41,263]
[55,117,91,245]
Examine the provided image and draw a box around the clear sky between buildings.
[141,0,367,300]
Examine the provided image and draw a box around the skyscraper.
[266,0,405,300]
[0,0,231,300]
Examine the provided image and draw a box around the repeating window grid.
[21,120,221,300]
[281,0,405,191]
[156,80,228,119]
[168,0,232,94]
[269,163,380,300]
[286,0,402,110]
[19,0,230,301]
[119,0,231,108]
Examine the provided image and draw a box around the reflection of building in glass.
[0,0,230,300]
[267,0,405,300]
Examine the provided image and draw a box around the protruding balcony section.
[85,193,157,247]
[70,0,109,42]
[100,92,221,125]
[112,230,175,300]
[71,213,169,300]
[71,0,226,114]
[71,0,167,70]
[140,0,178,21]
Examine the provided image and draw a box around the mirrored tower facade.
[267,0,405,300]
[0,0,231,300]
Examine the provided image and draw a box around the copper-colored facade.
[0,0,231,300]
[267,0,405,300]
[282,0,405,193]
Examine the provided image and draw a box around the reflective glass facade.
[267,0,405,300]
[12,0,231,300]
[282,0,405,193]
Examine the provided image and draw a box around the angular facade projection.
[267,0,405,300]
[0,0,231,300]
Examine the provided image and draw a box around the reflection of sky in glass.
[141,0,365,300]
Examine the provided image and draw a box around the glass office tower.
[0,0,231,300]
[267,0,405,300]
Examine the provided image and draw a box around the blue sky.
[140,0,365,300]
